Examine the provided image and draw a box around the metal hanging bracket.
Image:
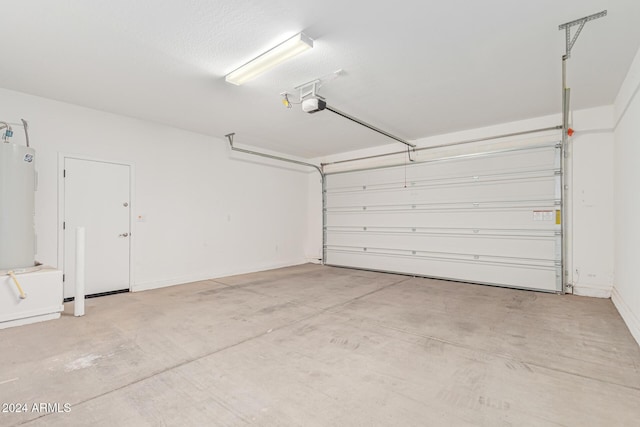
[559,10,607,58]
[293,70,344,101]
[295,79,323,102]
[407,145,415,162]
[557,10,606,294]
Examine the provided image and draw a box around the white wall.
[1,88,310,291]
[612,46,640,345]
[308,106,615,297]
[568,108,615,298]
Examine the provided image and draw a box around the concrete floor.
[1,264,639,426]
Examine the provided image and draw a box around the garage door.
[324,142,562,292]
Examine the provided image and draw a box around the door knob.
[119,233,129,237]
[123,202,129,207]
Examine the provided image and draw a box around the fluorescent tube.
[225,33,313,85]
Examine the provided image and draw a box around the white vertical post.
[74,226,85,317]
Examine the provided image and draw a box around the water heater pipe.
[1,120,30,146]
[21,119,30,147]
[0,121,11,142]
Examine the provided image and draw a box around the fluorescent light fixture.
[225,32,313,85]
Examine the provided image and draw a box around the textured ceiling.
[1,1,639,157]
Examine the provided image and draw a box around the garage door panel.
[326,176,557,208]
[327,208,559,229]
[325,251,558,292]
[328,169,555,195]
[327,146,558,189]
[324,142,562,292]
[326,231,556,260]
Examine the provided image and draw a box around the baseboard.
[0,312,61,330]
[572,285,612,298]
[133,273,221,292]
[0,305,64,323]
[611,287,640,347]
[132,259,309,292]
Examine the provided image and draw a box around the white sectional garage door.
[324,143,562,292]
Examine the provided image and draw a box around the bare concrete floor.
[1,264,639,426]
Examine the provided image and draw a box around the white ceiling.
[1,1,639,158]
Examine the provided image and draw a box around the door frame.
[57,153,136,294]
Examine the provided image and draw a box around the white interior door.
[324,143,562,292]
[63,158,130,299]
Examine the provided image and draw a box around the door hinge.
[63,221,66,230]
[63,274,65,282]
[63,169,66,178]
